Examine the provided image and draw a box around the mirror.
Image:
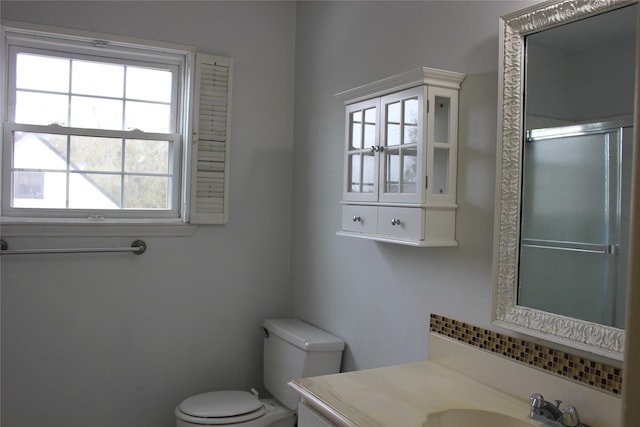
[493,0,637,360]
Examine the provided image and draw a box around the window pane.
[12,171,67,208]
[70,136,122,172]
[349,154,360,192]
[386,100,401,147]
[385,148,400,193]
[387,101,400,124]
[13,171,44,199]
[404,98,419,144]
[70,96,123,130]
[126,67,172,102]
[362,152,375,193]
[125,101,171,133]
[404,124,418,145]
[350,112,362,150]
[72,60,124,98]
[69,173,120,209]
[123,176,169,209]
[404,98,418,125]
[16,91,69,126]
[364,107,376,148]
[402,147,417,194]
[364,107,376,124]
[125,139,169,173]
[387,123,400,147]
[16,53,69,92]
[14,132,68,170]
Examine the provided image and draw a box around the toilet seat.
[176,391,267,425]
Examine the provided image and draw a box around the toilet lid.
[178,390,265,419]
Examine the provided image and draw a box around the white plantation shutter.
[190,53,233,224]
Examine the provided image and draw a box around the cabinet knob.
[353,216,362,223]
[391,218,401,226]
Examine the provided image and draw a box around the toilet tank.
[263,319,344,410]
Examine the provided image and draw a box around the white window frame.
[0,21,232,236]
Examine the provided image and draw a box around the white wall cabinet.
[337,67,465,246]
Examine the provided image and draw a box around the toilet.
[175,318,345,427]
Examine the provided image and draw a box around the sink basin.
[425,408,543,427]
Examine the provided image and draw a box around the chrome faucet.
[529,393,587,427]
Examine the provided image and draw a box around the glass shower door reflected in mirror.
[518,122,632,328]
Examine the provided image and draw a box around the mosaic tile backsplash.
[430,314,622,395]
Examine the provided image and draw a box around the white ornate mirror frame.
[493,0,634,361]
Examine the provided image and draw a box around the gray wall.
[290,0,536,371]
[1,2,296,427]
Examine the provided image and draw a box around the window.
[1,24,232,226]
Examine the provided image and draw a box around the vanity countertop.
[289,359,538,427]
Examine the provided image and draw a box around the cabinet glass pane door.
[434,96,450,143]
[381,90,421,201]
[345,102,378,199]
[432,95,451,196]
[432,147,449,195]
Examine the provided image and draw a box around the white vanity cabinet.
[337,67,464,246]
[297,401,338,427]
